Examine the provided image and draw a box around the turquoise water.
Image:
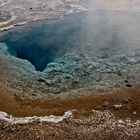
[1,11,140,90]
[0,12,87,71]
[0,11,133,71]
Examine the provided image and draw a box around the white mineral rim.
[0,110,73,124]
[0,110,140,126]
[0,0,9,7]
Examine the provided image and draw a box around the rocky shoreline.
[1,0,140,32]
[0,0,87,32]
[0,109,140,140]
[0,84,140,139]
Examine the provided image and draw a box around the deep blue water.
[0,11,140,71]
[0,12,88,71]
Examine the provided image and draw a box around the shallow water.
[1,11,140,90]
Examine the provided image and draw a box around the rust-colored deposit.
[0,86,140,121]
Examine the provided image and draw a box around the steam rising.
[1,4,140,71]
[77,0,140,57]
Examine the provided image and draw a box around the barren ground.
[0,86,140,139]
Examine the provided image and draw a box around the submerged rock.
[0,43,11,56]
[44,62,62,73]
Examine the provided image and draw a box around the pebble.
[122,97,132,104]
[114,104,123,110]
[103,101,109,107]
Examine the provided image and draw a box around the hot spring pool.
[1,11,140,92]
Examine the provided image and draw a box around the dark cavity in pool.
[0,13,84,71]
